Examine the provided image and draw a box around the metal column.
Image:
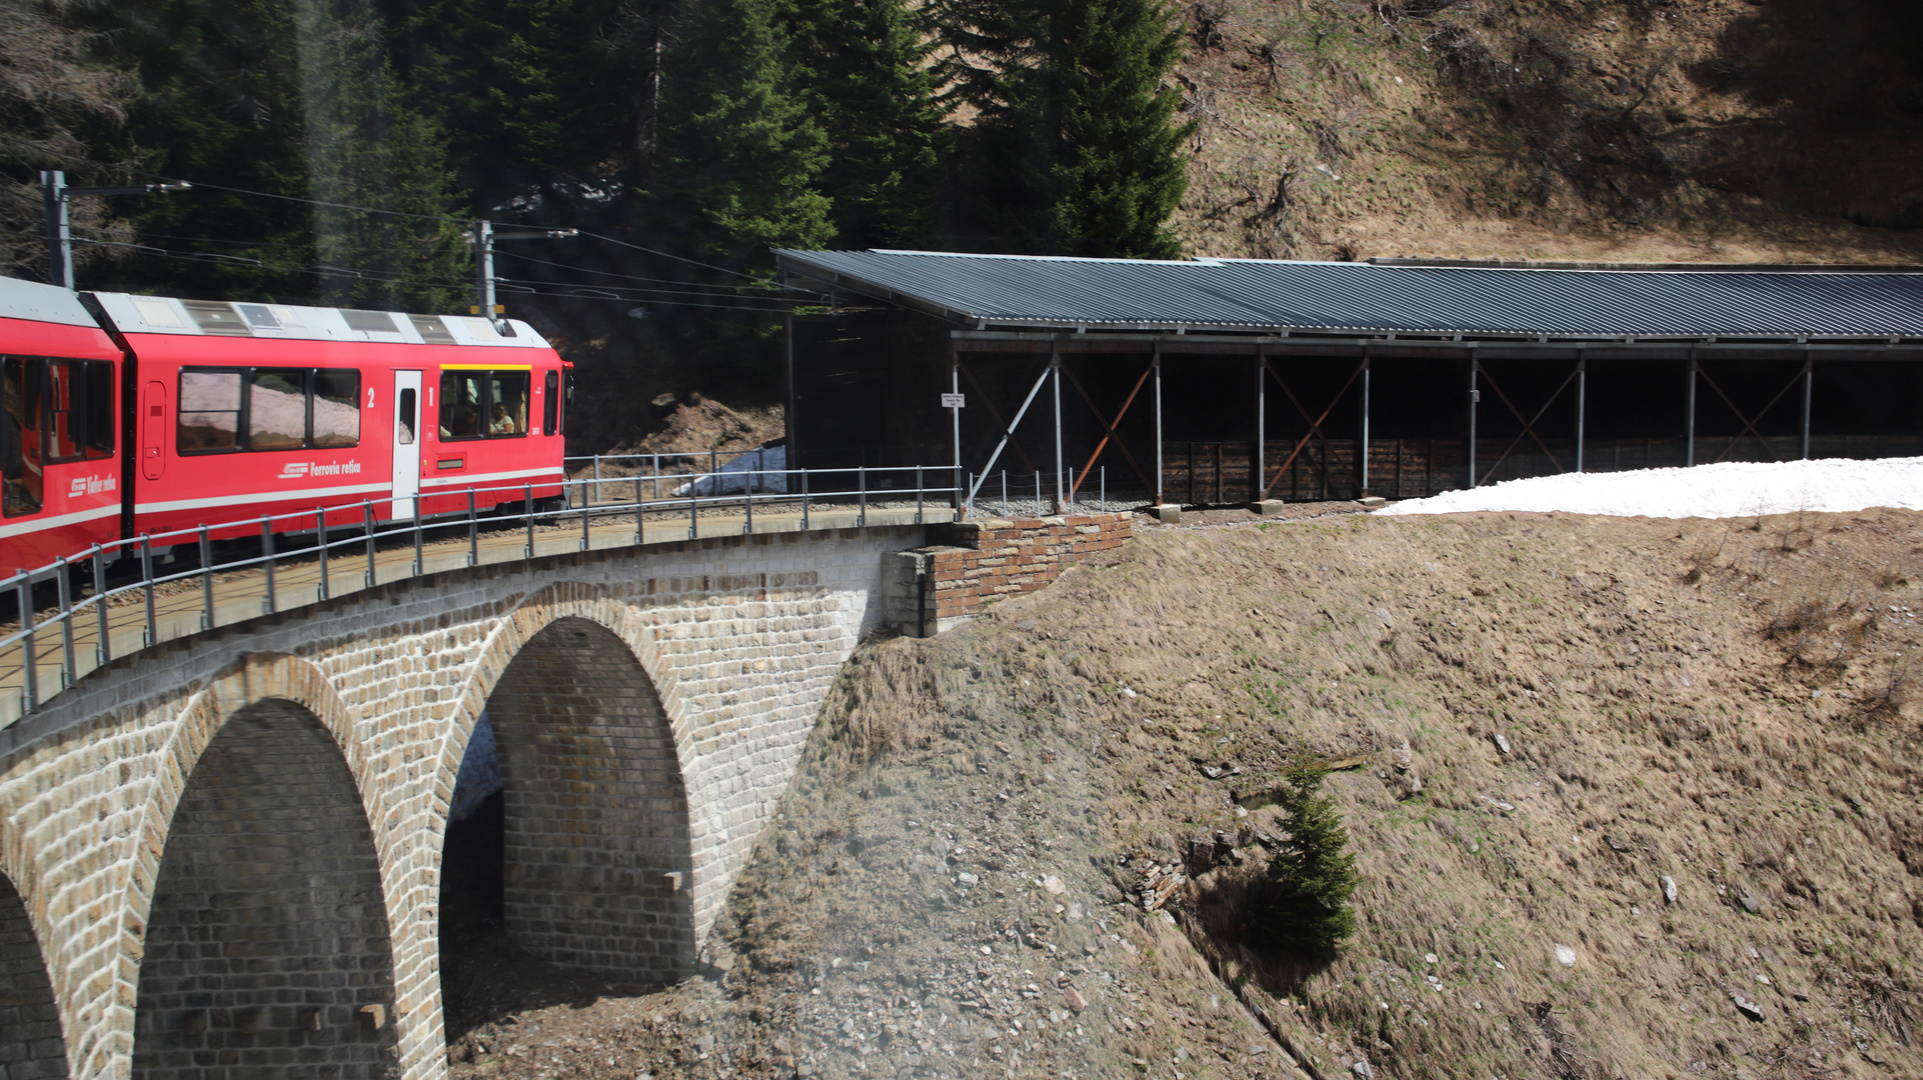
[1050,345,1064,513]
[41,171,70,290]
[1685,350,1697,467]
[1799,351,1813,460]
[1358,348,1372,496]
[1575,352,1587,473]
[1467,353,1479,488]
[950,341,963,511]
[1152,344,1164,507]
[1253,346,1265,503]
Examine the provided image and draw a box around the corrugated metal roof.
[775,249,1923,340]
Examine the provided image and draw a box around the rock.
[1122,687,1138,699]
[1352,1060,1376,1079]
[1789,985,1810,1002]
[1064,986,1088,1012]
[1043,876,1067,895]
[1738,892,1761,914]
[1660,875,1679,905]
[1554,944,1576,967]
[1491,732,1512,755]
[1731,992,1765,1022]
[1200,765,1224,779]
[1606,835,1631,853]
[1393,741,1414,771]
[957,872,980,887]
[1400,772,1423,798]
[1373,607,1394,629]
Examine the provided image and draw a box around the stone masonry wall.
[0,523,919,1080]
[131,701,399,1080]
[0,871,67,1080]
[883,513,1133,636]
[488,618,695,982]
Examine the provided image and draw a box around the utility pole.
[41,172,191,290]
[471,220,578,333]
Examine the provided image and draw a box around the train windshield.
[440,368,530,439]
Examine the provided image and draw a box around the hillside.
[447,505,1923,1079]
[1170,0,1923,263]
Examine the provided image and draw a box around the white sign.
[941,392,966,408]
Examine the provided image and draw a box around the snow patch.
[1376,456,1923,520]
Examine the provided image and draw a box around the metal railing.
[0,465,958,723]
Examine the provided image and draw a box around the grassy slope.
[1170,0,1923,264]
[450,508,1922,1080]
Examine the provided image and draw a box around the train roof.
[86,291,553,349]
[0,275,109,329]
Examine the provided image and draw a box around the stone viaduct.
[0,511,1129,1080]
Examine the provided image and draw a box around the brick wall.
[487,617,695,982]
[884,513,1133,636]
[0,871,66,1080]
[131,701,400,1080]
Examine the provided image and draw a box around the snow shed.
[775,250,1923,508]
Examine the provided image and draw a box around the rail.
[0,464,960,725]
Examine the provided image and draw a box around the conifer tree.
[939,0,1193,258]
[650,0,832,261]
[790,0,946,249]
[1256,760,1360,958]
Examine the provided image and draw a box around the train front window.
[2,357,43,517]
[439,368,530,439]
[489,371,529,436]
[179,370,242,451]
[440,371,483,438]
[311,369,361,447]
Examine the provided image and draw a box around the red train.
[0,273,569,573]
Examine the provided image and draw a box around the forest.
[0,0,1195,405]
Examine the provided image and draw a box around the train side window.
[396,388,416,445]
[47,362,82,462]
[2,357,44,517]
[489,371,529,436]
[311,368,361,448]
[439,371,482,438]
[543,370,558,435]
[179,370,242,451]
[83,361,114,458]
[246,369,305,450]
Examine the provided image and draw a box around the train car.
[0,276,125,572]
[85,292,569,547]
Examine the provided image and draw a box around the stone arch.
[131,697,401,1080]
[440,612,696,984]
[0,866,68,1079]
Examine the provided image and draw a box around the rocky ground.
[444,504,1923,1080]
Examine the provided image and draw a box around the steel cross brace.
[1259,356,1367,500]
[961,358,1055,508]
[1060,358,1158,499]
[1696,361,1808,464]
[1475,361,1582,486]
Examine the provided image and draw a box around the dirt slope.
[449,506,1922,1080]
[1172,0,1923,263]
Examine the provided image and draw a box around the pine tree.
[790,0,947,249]
[1256,760,1360,958]
[939,0,1194,257]
[650,0,832,261]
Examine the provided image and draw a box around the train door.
[392,371,421,518]
[140,380,166,481]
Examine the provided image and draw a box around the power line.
[493,248,798,294]
[572,230,781,286]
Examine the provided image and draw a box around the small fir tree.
[1257,760,1359,958]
